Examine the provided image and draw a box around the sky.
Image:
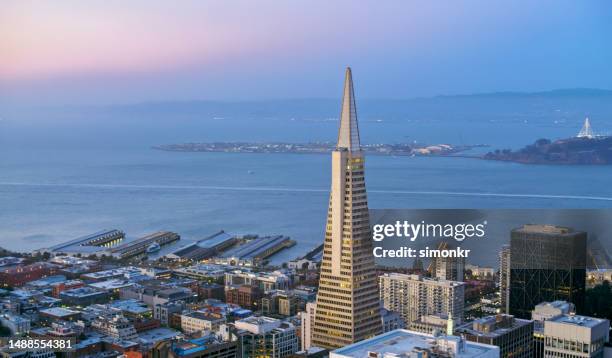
[1,0,612,105]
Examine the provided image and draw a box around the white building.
[380,273,465,326]
[543,315,610,358]
[224,269,291,293]
[91,315,138,341]
[532,301,575,329]
[300,302,316,350]
[236,316,299,358]
[180,311,226,334]
[330,329,500,358]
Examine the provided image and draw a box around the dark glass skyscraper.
[508,225,586,319]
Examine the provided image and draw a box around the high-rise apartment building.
[499,244,511,314]
[509,225,587,319]
[311,68,382,349]
[300,302,316,351]
[379,273,465,327]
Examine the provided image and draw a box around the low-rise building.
[455,314,534,358]
[0,313,30,335]
[91,314,139,341]
[180,312,226,334]
[51,279,85,298]
[380,308,405,333]
[330,329,500,358]
[235,316,299,358]
[39,307,81,323]
[0,262,60,287]
[531,301,576,358]
[543,314,610,358]
[155,301,186,326]
[225,285,262,310]
[59,286,109,306]
[224,269,291,293]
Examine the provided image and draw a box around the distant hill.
[485,136,612,165]
[436,88,612,99]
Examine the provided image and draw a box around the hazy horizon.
[2,1,612,106]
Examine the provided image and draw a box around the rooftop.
[40,307,80,317]
[381,273,465,287]
[89,279,135,291]
[46,229,124,253]
[220,235,290,260]
[549,314,608,328]
[60,287,106,298]
[456,315,532,338]
[331,330,499,358]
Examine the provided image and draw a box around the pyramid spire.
[336,67,361,151]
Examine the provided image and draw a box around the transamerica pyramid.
[311,68,382,349]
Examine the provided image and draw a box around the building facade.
[499,245,511,314]
[509,225,587,319]
[236,316,299,358]
[311,67,382,349]
[455,314,534,358]
[379,273,465,326]
[543,315,609,358]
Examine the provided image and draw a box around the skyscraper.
[499,244,511,314]
[311,68,382,349]
[509,225,586,319]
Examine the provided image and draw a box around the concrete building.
[224,285,262,310]
[91,314,139,341]
[379,273,465,326]
[509,225,586,319]
[224,269,291,293]
[455,314,534,358]
[120,282,196,308]
[51,279,85,298]
[155,301,186,326]
[300,302,316,351]
[408,314,456,335]
[431,242,466,281]
[543,315,609,357]
[330,329,500,358]
[312,67,382,349]
[180,312,226,334]
[380,308,405,333]
[499,245,511,314]
[236,316,299,358]
[532,301,576,358]
[152,337,238,358]
[262,291,298,317]
[0,313,30,335]
[59,286,109,306]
